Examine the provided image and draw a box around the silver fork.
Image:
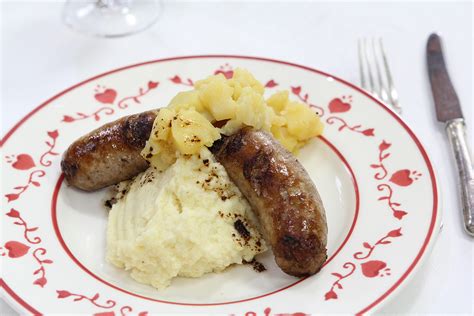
[358,38,402,115]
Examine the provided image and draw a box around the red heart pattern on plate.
[361,260,387,278]
[214,70,234,79]
[265,80,278,88]
[148,81,159,89]
[4,241,30,258]
[94,89,117,104]
[328,98,351,113]
[390,169,413,186]
[12,154,36,170]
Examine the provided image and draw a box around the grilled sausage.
[61,110,157,191]
[210,127,328,276]
[62,111,327,276]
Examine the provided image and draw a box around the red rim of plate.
[50,136,359,306]
[0,55,438,315]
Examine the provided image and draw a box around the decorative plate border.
[0,55,439,315]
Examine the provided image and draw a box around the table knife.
[427,33,474,237]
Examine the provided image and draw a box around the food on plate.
[62,69,323,190]
[142,68,323,170]
[107,148,266,289]
[61,110,157,191]
[211,128,327,276]
[61,68,327,285]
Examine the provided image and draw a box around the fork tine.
[358,39,367,90]
[372,38,389,103]
[363,38,378,97]
[379,38,402,114]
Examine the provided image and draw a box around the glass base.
[63,0,161,38]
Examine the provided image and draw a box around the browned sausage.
[210,127,328,276]
[62,111,327,276]
[61,110,157,191]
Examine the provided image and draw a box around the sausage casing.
[62,112,328,276]
[61,110,157,191]
[211,127,328,276]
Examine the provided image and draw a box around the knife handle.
[446,118,474,236]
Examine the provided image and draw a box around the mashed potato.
[142,68,323,170]
[106,148,266,289]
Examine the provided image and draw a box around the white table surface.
[1,1,473,314]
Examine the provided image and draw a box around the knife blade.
[427,33,474,236]
[427,34,463,122]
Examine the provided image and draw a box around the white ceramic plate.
[1,56,440,314]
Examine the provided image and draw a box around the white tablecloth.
[1,1,473,314]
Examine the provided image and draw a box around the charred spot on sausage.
[223,129,245,155]
[243,149,274,196]
[123,112,155,149]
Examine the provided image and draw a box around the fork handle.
[446,118,474,236]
